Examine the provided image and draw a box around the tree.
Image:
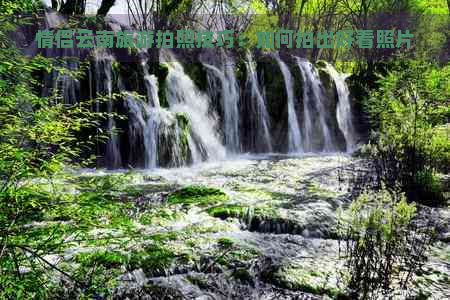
[97,0,117,15]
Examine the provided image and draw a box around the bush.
[338,187,435,299]
[0,7,100,298]
[362,60,449,205]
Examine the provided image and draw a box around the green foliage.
[0,0,37,14]
[75,250,129,268]
[362,59,449,205]
[0,8,103,298]
[71,250,128,298]
[338,187,435,298]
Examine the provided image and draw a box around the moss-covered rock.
[207,204,247,219]
[182,62,208,92]
[167,185,229,206]
[128,243,176,276]
[175,112,192,165]
[232,268,254,284]
[147,62,169,107]
[265,263,342,297]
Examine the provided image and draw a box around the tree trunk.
[97,0,116,15]
[59,0,86,15]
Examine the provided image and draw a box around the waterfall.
[296,58,334,152]
[141,60,160,108]
[204,62,240,154]
[125,94,158,169]
[323,63,357,152]
[59,49,80,105]
[295,58,313,152]
[245,51,272,152]
[95,50,122,168]
[273,54,302,153]
[162,51,226,162]
[38,12,358,169]
[126,94,186,169]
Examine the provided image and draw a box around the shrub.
[338,187,435,299]
[362,60,449,205]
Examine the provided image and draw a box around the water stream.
[296,58,335,152]
[273,53,302,153]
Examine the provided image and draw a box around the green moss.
[217,237,234,248]
[176,112,192,164]
[269,264,341,297]
[128,243,176,276]
[139,207,181,225]
[318,68,333,91]
[316,60,327,68]
[157,63,169,107]
[167,185,229,206]
[207,204,247,219]
[215,247,260,268]
[235,60,247,84]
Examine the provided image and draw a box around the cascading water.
[141,59,160,108]
[59,49,80,105]
[295,58,314,152]
[323,63,357,152]
[204,62,240,154]
[163,51,226,162]
[36,9,359,171]
[95,50,122,168]
[245,51,272,152]
[296,58,334,152]
[126,93,186,168]
[272,54,302,153]
[40,12,80,104]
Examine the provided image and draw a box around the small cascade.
[141,60,160,108]
[126,94,186,168]
[272,54,302,153]
[296,58,334,152]
[204,62,240,154]
[59,50,80,105]
[163,51,226,162]
[94,50,122,168]
[323,63,357,152]
[245,51,272,152]
[295,58,314,152]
